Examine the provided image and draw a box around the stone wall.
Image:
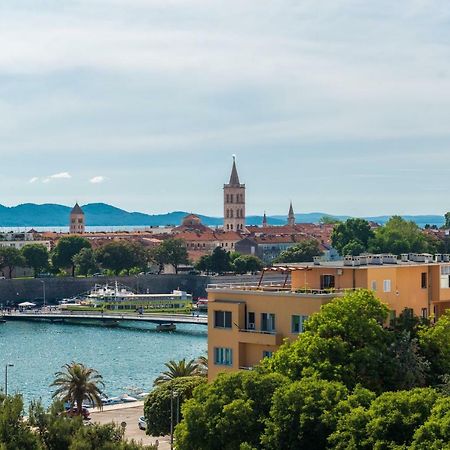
[0,274,209,306]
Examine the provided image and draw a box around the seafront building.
[207,252,450,380]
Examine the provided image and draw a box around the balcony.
[238,329,282,346]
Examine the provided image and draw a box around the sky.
[1,0,450,217]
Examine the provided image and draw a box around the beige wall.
[208,289,333,380]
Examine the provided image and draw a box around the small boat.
[0,318,6,324]
[119,394,138,403]
[136,392,149,399]
[156,323,176,332]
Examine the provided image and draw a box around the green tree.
[330,388,440,450]
[331,218,374,256]
[152,239,189,274]
[194,254,212,274]
[51,236,91,277]
[51,362,104,416]
[144,377,206,437]
[231,255,263,274]
[0,247,26,279]
[154,359,200,386]
[419,311,450,385]
[370,216,435,255]
[176,371,288,450]
[265,289,392,392]
[274,239,323,263]
[411,396,450,450]
[207,247,231,274]
[261,377,349,450]
[0,394,42,450]
[319,215,341,225]
[21,244,49,277]
[95,241,138,275]
[444,212,450,229]
[73,248,98,277]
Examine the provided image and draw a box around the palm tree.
[51,362,104,415]
[154,358,200,385]
[195,355,208,377]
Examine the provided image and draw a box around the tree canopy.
[274,239,323,263]
[0,246,26,278]
[151,239,189,274]
[21,244,49,277]
[331,218,374,256]
[51,236,91,276]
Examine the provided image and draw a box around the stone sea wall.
[0,274,209,305]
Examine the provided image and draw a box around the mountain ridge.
[0,203,444,228]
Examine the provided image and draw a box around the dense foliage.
[274,239,323,263]
[143,377,206,437]
[51,236,91,276]
[175,290,450,449]
[0,395,155,450]
[195,247,263,274]
[21,244,49,277]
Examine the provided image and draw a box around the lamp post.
[40,280,46,308]
[5,364,14,396]
[170,389,178,450]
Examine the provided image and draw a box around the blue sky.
[1,0,450,217]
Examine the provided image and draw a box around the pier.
[1,311,207,329]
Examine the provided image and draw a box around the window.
[291,315,309,333]
[214,311,232,329]
[371,280,377,291]
[421,308,428,319]
[247,312,255,329]
[214,347,233,366]
[262,351,273,359]
[421,272,428,289]
[320,275,335,289]
[383,280,391,292]
[261,313,276,332]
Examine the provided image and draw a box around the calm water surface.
[0,321,207,405]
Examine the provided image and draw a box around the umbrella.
[18,302,36,307]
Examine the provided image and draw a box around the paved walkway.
[90,402,171,449]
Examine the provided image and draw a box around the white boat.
[119,394,138,403]
[156,323,176,332]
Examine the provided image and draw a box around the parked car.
[138,416,147,430]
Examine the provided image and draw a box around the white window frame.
[383,279,391,293]
[214,347,233,366]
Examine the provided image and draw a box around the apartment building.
[207,253,450,380]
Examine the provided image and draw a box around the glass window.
[371,280,377,291]
[261,313,276,332]
[262,351,273,359]
[421,272,427,289]
[247,312,255,328]
[214,347,233,366]
[291,315,309,333]
[383,280,391,292]
[214,311,232,329]
[320,275,335,289]
[421,308,428,319]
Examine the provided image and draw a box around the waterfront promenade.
[1,310,207,327]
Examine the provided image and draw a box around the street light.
[40,280,46,308]
[170,389,179,450]
[4,364,14,396]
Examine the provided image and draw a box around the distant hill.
[0,203,444,228]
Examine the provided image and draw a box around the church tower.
[262,211,268,228]
[223,156,246,231]
[69,203,85,234]
[288,201,295,226]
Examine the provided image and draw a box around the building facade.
[69,203,85,234]
[208,253,450,380]
[223,157,245,232]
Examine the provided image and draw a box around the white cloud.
[28,177,38,183]
[90,175,106,184]
[49,172,71,179]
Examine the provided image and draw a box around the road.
[90,402,171,449]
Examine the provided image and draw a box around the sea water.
[0,321,207,405]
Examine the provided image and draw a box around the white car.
[138,416,147,430]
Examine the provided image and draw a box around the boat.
[72,282,193,312]
[195,298,208,311]
[119,394,138,403]
[156,323,176,332]
[0,318,6,324]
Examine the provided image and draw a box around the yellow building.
[207,253,450,380]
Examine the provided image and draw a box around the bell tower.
[69,203,85,234]
[288,201,295,226]
[223,156,245,232]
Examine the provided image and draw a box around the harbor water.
[0,320,207,405]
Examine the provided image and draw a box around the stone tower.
[262,211,268,228]
[288,201,295,226]
[223,156,245,231]
[69,203,85,234]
